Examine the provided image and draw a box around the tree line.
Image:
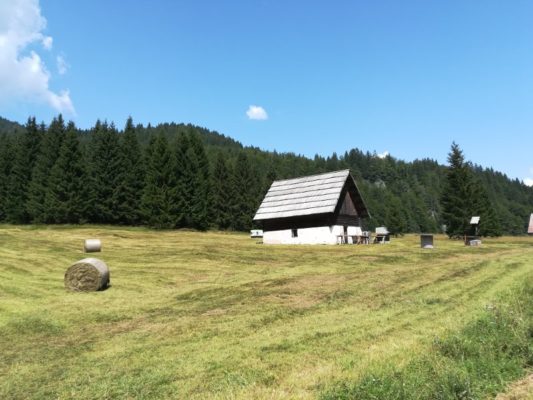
[1,115,532,235]
[0,116,262,230]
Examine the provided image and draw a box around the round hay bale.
[84,239,101,253]
[64,258,110,291]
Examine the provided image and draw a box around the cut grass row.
[0,226,532,399]
[320,276,533,399]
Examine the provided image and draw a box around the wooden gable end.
[331,177,366,226]
[339,191,359,217]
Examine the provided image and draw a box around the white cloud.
[0,0,74,114]
[56,54,68,75]
[377,150,389,159]
[523,168,533,186]
[42,35,52,49]
[246,105,268,120]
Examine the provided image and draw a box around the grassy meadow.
[0,225,532,399]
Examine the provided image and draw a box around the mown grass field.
[0,225,532,399]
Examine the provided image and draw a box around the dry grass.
[496,374,533,400]
[0,225,532,399]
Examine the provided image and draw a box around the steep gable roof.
[253,169,369,221]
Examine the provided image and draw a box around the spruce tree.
[211,151,233,229]
[189,133,211,230]
[230,152,256,231]
[5,117,42,223]
[441,143,490,238]
[27,115,66,223]
[87,121,122,223]
[441,143,473,238]
[142,134,177,228]
[174,133,192,227]
[470,177,502,237]
[44,122,87,223]
[0,135,15,222]
[115,117,145,225]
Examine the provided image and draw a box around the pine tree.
[189,133,211,230]
[44,122,87,223]
[27,115,66,223]
[87,121,122,223]
[174,133,192,227]
[0,135,15,222]
[115,117,145,225]
[142,134,177,228]
[469,177,502,237]
[441,143,473,238]
[230,152,256,231]
[211,152,233,229]
[5,117,42,223]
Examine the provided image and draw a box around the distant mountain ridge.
[0,117,23,134]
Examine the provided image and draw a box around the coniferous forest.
[0,115,532,235]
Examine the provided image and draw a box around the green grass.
[0,225,532,399]
[320,278,533,399]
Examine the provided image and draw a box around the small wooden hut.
[253,170,370,244]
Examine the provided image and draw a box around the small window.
[291,228,298,238]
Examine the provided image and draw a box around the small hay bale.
[64,258,110,291]
[84,239,101,253]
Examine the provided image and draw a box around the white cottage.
[253,169,370,244]
[528,214,533,235]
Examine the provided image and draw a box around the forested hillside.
[0,115,532,234]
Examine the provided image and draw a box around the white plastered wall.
[263,225,359,245]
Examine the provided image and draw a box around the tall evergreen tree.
[211,151,233,229]
[188,133,211,230]
[142,134,177,228]
[0,135,15,221]
[230,152,256,231]
[469,177,502,237]
[44,122,87,223]
[27,115,66,222]
[115,117,145,224]
[174,133,192,227]
[87,121,122,223]
[5,117,42,223]
[441,143,473,238]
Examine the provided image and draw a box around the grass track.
[0,225,532,399]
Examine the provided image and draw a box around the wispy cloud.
[57,54,68,75]
[246,105,268,120]
[0,0,74,114]
[377,150,390,159]
[42,35,52,50]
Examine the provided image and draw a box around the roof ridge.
[271,169,350,184]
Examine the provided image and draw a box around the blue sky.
[1,1,532,183]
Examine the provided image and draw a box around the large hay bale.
[64,258,110,291]
[84,239,101,253]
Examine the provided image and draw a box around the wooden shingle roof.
[253,169,369,221]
